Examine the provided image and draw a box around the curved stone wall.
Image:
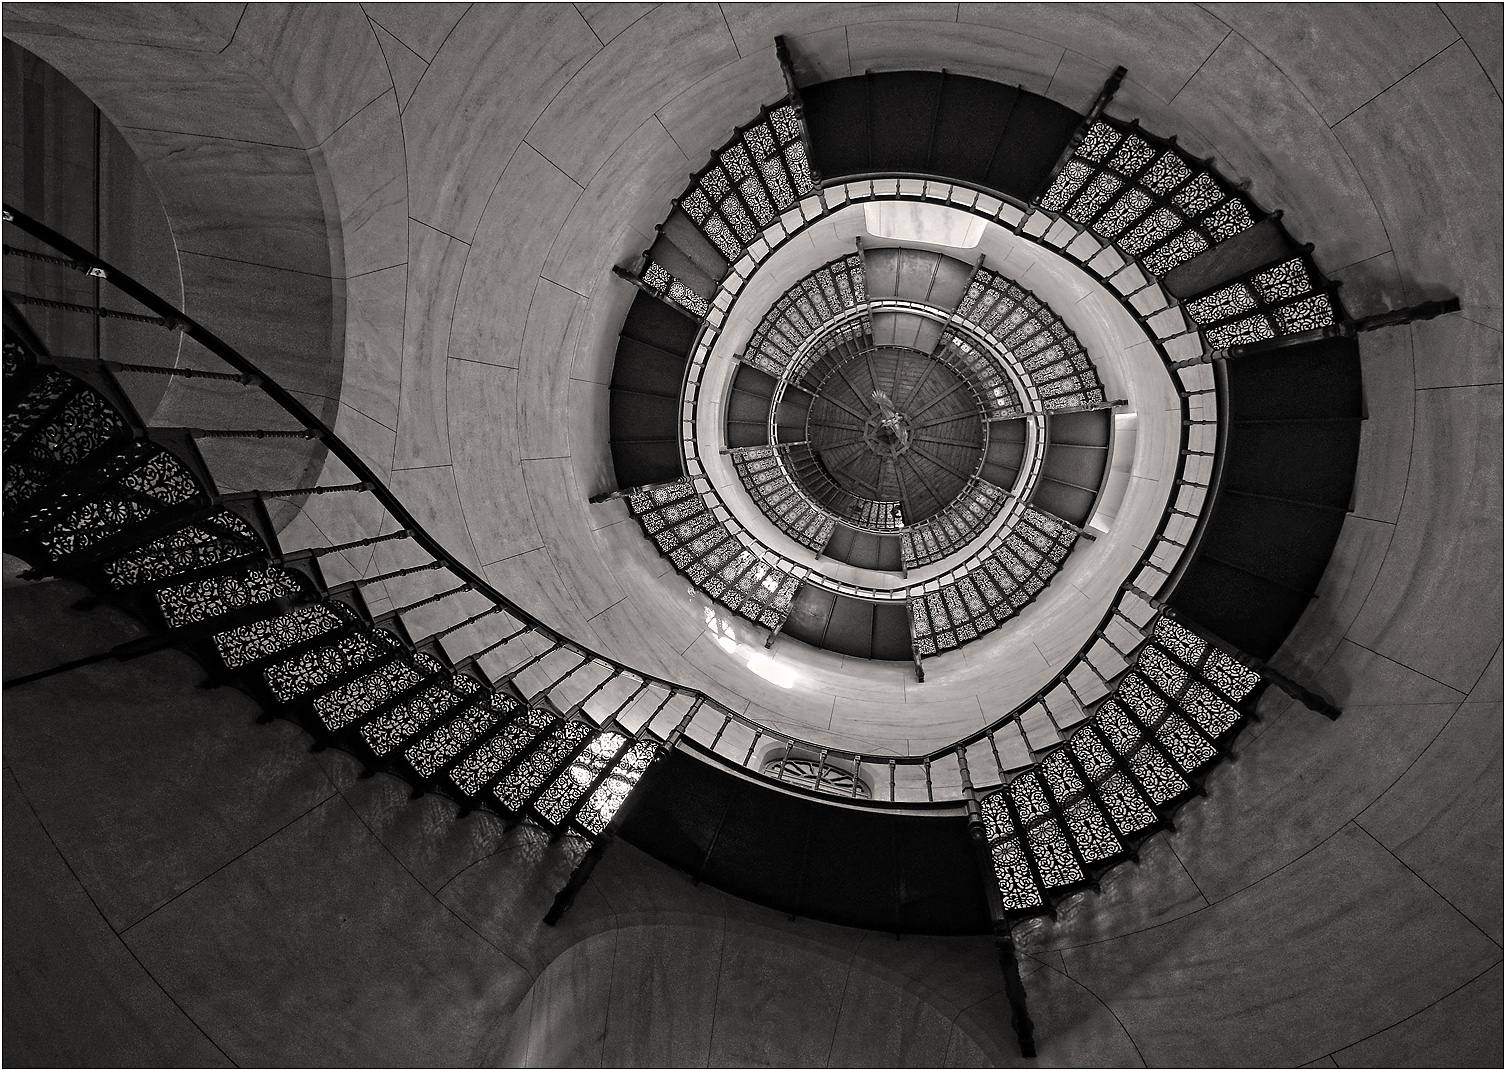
[3,4,1500,1066]
[3,3,371,525]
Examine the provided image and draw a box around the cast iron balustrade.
[637,260,711,319]
[648,243,1108,636]
[676,101,820,263]
[728,445,836,552]
[622,170,1232,745]
[900,479,1009,568]
[741,253,868,379]
[3,51,1445,1059]
[5,56,1392,815]
[779,440,902,531]
[979,615,1259,912]
[1038,116,1262,277]
[1,210,702,918]
[908,507,1080,656]
[627,478,803,630]
[1181,251,1339,348]
[950,265,1106,413]
[605,57,1387,790]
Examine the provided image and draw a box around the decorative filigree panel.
[1040,118,1260,277]
[677,102,819,263]
[952,267,1104,413]
[743,254,866,380]
[909,508,1077,656]
[640,260,710,319]
[901,480,1008,568]
[1184,254,1340,348]
[156,563,306,629]
[980,615,1263,913]
[629,479,800,630]
[731,446,835,551]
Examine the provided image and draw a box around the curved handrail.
[675,183,1140,600]
[647,177,1219,764]
[0,206,725,728]
[0,177,1224,803]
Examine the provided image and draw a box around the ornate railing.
[3,185,1232,822]
[657,175,1221,784]
[1,54,1455,1063]
[2,77,1374,815]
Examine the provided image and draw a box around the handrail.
[678,185,1108,600]
[2,169,1225,802]
[0,205,719,730]
[652,176,1221,763]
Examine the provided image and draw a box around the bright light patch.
[864,201,985,248]
[1087,411,1138,534]
[746,652,796,688]
[707,610,740,652]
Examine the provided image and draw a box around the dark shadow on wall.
[2,19,348,531]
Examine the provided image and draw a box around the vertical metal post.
[1034,66,1127,206]
[957,748,1037,1058]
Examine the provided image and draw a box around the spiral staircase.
[3,9,1495,1067]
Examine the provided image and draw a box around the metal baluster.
[495,639,566,695]
[1061,676,1092,721]
[391,582,472,618]
[52,355,261,385]
[742,729,763,766]
[468,623,534,663]
[775,739,795,780]
[4,289,177,328]
[708,712,732,751]
[296,529,411,560]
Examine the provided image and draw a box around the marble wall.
[3,3,1500,1066]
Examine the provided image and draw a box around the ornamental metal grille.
[576,739,658,835]
[535,730,630,825]
[908,507,1076,656]
[1039,118,1260,277]
[156,562,307,629]
[780,442,903,532]
[979,615,1261,912]
[730,445,836,551]
[405,692,519,778]
[935,331,1024,419]
[1183,253,1340,348]
[628,479,801,630]
[743,254,866,380]
[677,101,819,263]
[640,260,710,319]
[900,479,1008,568]
[214,602,356,669]
[18,384,124,474]
[106,509,262,588]
[1,342,669,850]
[951,267,1105,413]
[495,719,595,812]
